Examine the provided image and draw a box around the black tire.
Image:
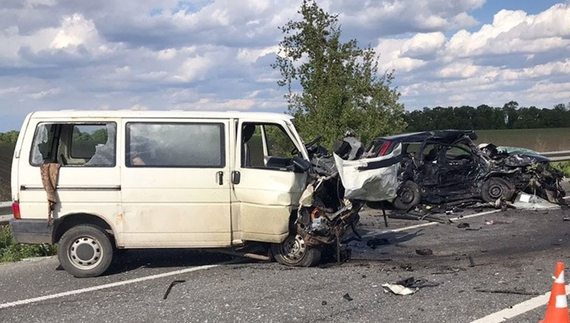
[57,225,114,278]
[481,177,515,203]
[393,181,421,210]
[271,234,321,267]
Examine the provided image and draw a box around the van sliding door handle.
[217,171,224,185]
[231,171,241,185]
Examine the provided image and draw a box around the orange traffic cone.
[539,262,570,323]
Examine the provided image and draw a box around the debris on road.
[474,288,540,296]
[415,248,433,256]
[510,192,562,210]
[162,279,186,300]
[382,276,440,295]
[366,238,391,249]
[342,293,354,301]
[457,222,470,229]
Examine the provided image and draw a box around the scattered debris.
[415,248,433,256]
[468,255,476,267]
[382,277,440,296]
[457,222,470,229]
[366,238,391,249]
[382,283,418,296]
[475,288,540,296]
[321,301,327,305]
[511,192,562,210]
[163,279,186,300]
[342,293,353,301]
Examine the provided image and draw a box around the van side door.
[17,121,121,228]
[230,121,308,244]
[120,119,232,248]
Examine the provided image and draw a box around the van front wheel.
[58,225,114,278]
[271,234,321,267]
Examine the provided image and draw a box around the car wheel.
[481,178,515,203]
[271,234,321,267]
[393,181,421,210]
[58,225,114,278]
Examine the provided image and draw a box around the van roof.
[28,109,295,121]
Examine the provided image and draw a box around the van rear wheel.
[271,234,321,267]
[58,225,114,278]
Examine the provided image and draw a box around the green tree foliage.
[0,131,19,144]
[405,102,570,132]
[272,0,406,148]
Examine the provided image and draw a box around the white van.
[9,110,330,277]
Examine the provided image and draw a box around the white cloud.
[0,0,569,131]
[30,87,61,99]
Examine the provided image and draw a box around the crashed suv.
[366,130,566,210]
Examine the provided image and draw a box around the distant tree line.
[0,131,19,144]
[404,101,570,132]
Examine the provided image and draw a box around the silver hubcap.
[280,234,306,262]
[68,236,103,270]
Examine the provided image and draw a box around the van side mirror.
[292,156,311,173]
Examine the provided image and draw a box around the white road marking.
[470,285,570,323]
[0,264,223,310]
[362,209,502,237]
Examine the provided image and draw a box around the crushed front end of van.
[279,136,400,264]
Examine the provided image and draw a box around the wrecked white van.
[9,110,346,277]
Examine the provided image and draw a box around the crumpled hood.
[503,153,550,167]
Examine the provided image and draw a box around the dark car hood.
[503,153,550,167]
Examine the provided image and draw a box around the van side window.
[241,123,297,170]
[30,122,117,167]
[126,123,225,167]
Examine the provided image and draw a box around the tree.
[272,0,406,148]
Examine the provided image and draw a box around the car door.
[230,120,308,244]
[120,119,232,248]
[438,144,480,190]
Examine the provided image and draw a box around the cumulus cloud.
[0,0,569,132]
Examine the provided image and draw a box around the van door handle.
[217,171,224,185]
[231,171,241,185]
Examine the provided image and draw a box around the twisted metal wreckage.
[291,134,401,260]
[294,130,566,261]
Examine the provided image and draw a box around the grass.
[475,128,570,152]
[0,225,57,263]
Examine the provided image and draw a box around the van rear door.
[120,119,232,248]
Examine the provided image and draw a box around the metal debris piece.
[468,255,475,267]
[382,283,418,296]
[342,293,353,301]
[163,280,186,300]
[475,288,540,296]
[366,238,391,249]
[415,248,433,256]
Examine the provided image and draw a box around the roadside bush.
[552,161,570,177]
[0,225,57,263]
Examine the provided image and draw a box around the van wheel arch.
[53,213,115,245]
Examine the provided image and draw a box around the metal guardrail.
[540,150,570,162]
[0,201,12,225]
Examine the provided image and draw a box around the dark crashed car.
[365,130,566,210]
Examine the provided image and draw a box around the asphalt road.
[1,201,570,323]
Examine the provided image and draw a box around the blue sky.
[0,0,569,132]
